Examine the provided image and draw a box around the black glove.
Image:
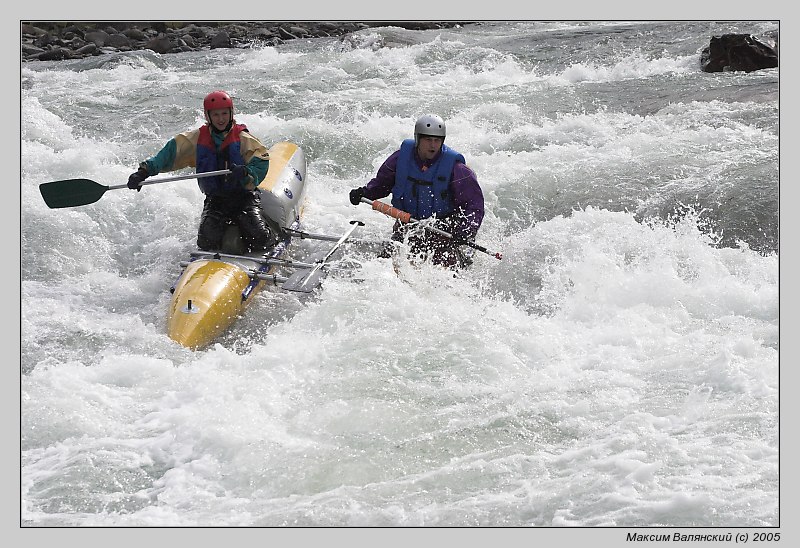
[127,166,149,191]
[349,187,365,206]
[227,164,248,185]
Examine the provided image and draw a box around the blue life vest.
[392,139,465,219]
[196,124,249,196]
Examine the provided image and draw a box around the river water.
[20,20,780,530]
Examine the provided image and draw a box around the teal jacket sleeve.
[246,156,269,186]
[141,139,178,176]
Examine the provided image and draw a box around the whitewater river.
[20,20,782,534]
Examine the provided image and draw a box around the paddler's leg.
[432,216,472,269]
[236,190,277,252]
[197,195,229,251]
[378,221,405,259]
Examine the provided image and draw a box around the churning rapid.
[21,21,779,527]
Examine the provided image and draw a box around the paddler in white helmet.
[348,114,485,268]
[127,91,277,252]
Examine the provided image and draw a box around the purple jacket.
[363,147,485,240]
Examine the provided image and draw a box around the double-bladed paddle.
[359,197,503,260]
[38,170,231,209]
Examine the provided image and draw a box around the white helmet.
[414,114,446,144]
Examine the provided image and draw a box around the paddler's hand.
[227,164,248,183]
[127,166,149,191]
[349,187,365,206]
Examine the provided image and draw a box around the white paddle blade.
[281,268,326,293]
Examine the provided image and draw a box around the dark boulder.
[34,33,53,48]
[84,30,111,47]
[278,26,300,40]
[21,23,47,36]
[288,25,311,37]
[60,26,84,40]
[106,33,131,48]
[122,28,148,40]
[75,43,98,56]
[180,34,197,48]
[210,31,232,49]
[181,24,208,39]
[38,47,73,61]
[250,27,277,40]
[21,43,45,56]
[145,35,174,54]
[701,33,779,73]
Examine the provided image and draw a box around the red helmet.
[203,90,233,112]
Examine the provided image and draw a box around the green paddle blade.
[39,178,108,209]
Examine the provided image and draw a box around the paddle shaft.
[360,198,502,260]
[107,169,231,191]
[302,220,364,283]
[284,228,350,242]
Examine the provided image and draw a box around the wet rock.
[145,35,174,54]
[278,27,300,40]
[84,30,111,47]
[122,28,148,41]
[181,34,197,48]
[21,43,45,56]
[21,23,47,36]
[75,43,98,56]
[34,33,53,48]
[250,27,277,40]
[288,25,311,37]
[106,33,131,48]
[210,31,232,49]
[38,47,73,61]
[701,33,779,73]
[182,24,208,39]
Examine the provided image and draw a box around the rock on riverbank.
[21,21,472,62]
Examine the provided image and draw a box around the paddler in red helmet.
[127,91,277,252]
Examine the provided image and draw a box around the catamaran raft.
[38,141,501,350]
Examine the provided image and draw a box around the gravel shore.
[21,21,474,62]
